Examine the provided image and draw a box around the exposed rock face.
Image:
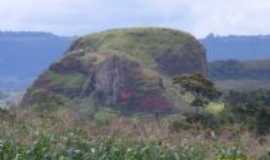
[22,28,208,113]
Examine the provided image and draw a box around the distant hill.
[208,59,270,90]
[0,31,74,91]
[0,91,7,99]
[201,34,270,61]
[208,59,270,80]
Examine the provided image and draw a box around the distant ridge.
[201,34,270,61]
[0,31,57,36]
[0,31,74,91]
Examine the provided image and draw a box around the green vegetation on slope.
[70,27,204,67]
[46,71,87,90]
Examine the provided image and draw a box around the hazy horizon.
[1,0,270,38]
[2,28,270,39]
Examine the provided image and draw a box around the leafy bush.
[225,90,270,135]
[173,73,221,100]
[168,119,192,132]
[205,102,225,116]
[259,151,270,160]
[191,112,223,129]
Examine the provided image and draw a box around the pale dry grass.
[1,108,270,159]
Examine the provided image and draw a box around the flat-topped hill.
[22,27,208,113]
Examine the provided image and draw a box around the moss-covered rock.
[22,27,207,113]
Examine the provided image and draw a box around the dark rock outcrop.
[22,28,207,113]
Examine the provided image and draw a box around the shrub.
[184,110,225,129]
[225,90,270,135]
[168,119,192,132]
[259,151,270,160]
[173,73,221,100]
[205,102,225,116]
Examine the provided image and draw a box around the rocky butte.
[22,27,208,113]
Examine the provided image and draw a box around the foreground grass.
[0,108,270,160]
[0,136,207,160]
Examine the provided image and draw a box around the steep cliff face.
[22,28,207,113]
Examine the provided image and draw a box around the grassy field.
[1,107,270,160]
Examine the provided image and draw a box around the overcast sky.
[1,0,270,38]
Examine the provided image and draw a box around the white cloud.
[143,0,270,37]
[0,0,270,37]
